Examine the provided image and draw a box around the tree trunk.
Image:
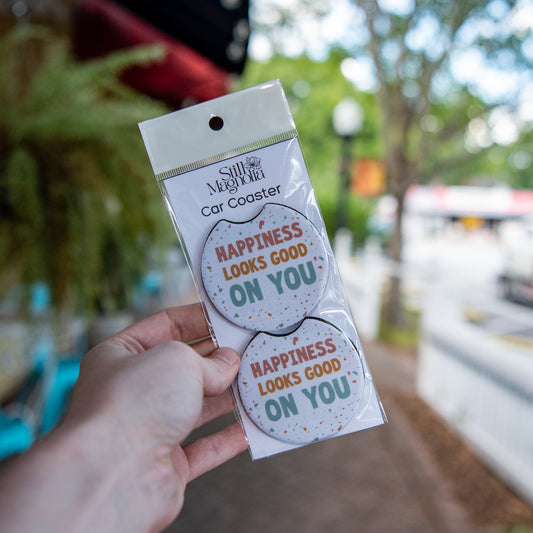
[384,148,414,329]
[385,189,406,328]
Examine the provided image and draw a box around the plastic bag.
[139,79,386,459]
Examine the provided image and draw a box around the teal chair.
[0,407,33,460]
[40,358,80,435]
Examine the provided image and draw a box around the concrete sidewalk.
[164,339,486,533]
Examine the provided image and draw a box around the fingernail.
[215,348,240,366]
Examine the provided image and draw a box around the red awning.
[73,0,232,108]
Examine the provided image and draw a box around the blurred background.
[1,0,533,532]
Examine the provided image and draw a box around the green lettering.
[301,386,318,408]
[229,284,246,307]
[265,399,282,421]
[318,381,335,404]
[267,271,284,294]
[333,375,351,399]
[279,393,298,418]
[284,267,301,290]
[244,278,263,303]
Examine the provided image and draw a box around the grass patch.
[379,305,420,350]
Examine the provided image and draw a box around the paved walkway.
[164,339,485,533]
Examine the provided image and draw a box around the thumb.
[200,348,241,396]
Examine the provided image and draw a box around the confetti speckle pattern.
[201,203,328,332]
[238,318,364,445]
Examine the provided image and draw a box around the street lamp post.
[332,97,364,235]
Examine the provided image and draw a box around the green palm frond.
[0,25,171,313]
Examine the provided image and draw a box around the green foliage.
[239,54,381,243]
[505,129,533,189]
[502,527,533,533]
[379,303,420,349]
[0,26,171,313]
[319,194,373,246]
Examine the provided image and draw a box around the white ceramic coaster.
[237,317,363,444]
[201,203,328,332]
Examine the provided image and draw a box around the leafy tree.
[503,130,533,189]
[0,26,171,313]
[240,53,379,244]
[249,0,532,326]
[354,0,529,325]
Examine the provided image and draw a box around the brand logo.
[206,156,266,196]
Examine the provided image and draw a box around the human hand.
[0,303,247,533]
[64,302,247,532]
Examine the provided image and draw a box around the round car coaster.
[201,203,328,332]
[238,317,364,445]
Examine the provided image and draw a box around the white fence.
[337,232,533,504]
[335,236,384,341]
[417,288,533,505]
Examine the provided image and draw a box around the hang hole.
[209,115,224,131]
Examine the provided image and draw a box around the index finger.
[113,302,212,353]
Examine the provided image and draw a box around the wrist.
[57,410,186,533]
[0,411,185,533]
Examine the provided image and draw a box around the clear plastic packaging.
[139,79,386,459]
